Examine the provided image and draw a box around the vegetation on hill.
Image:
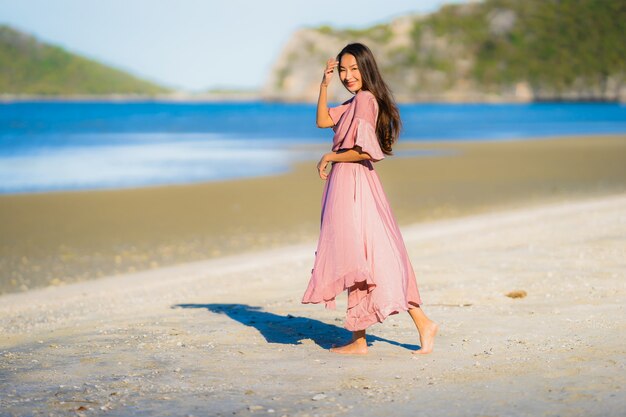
[419,0,625,97]
[0,25,169,96]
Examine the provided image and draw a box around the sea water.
[1,101,625,194]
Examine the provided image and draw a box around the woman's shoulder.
[354,90,378,107]
[355,89,375,99]
[354,90,378,116]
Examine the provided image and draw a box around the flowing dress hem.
[344,297,423,331]
[301,267,374,310]
[302,267,422,331]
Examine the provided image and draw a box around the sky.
[0,0,470,92]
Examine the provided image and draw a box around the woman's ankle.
[352,330,366,341]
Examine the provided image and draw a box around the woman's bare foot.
[330,330,367,355]
[408,306,439,355]
[330,339,368,355]
[413,321,439,355]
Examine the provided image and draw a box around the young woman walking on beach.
[301,43,439,355]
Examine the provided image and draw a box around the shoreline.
[1,133,619,198]
[1,134,625,296]
[0,133,624,198]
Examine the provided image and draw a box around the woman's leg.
[330,282,369,354]
[330,329,368,355]
[408,306,439,354]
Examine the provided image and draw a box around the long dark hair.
[337,43,401,156]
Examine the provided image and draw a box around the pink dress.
[301,90,422,331]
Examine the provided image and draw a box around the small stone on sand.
[505,290,527,298]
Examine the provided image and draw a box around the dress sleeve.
[328,100,351,127]
[337,92,385,162]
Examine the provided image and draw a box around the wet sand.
[1,193,624,416]
[1,134,626,294]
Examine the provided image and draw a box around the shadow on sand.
[173,303,420,351]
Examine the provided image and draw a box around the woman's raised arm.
[316,58,338,128]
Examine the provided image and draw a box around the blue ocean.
[1,101,625,194]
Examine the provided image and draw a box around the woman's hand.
[321,58,338,87]
[317,149,374,179]
[317,153,331,180]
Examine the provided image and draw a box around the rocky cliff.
[262,0,626,103]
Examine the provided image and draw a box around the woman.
[301,43,439,355]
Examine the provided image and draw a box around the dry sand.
[1,135,626,294]
[1,193,625,416]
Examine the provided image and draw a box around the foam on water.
[0,133,296,193]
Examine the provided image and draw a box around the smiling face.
[338,53,363,94]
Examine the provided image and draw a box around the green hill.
[420,0,625,99]
[0,25,170,96]
[265,0,626,102]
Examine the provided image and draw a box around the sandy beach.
[1,191,625,416]
[2,0,626,413]
[1,134,625,415]
[1,134,626,295]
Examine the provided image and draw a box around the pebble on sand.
[505,290,527,299]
